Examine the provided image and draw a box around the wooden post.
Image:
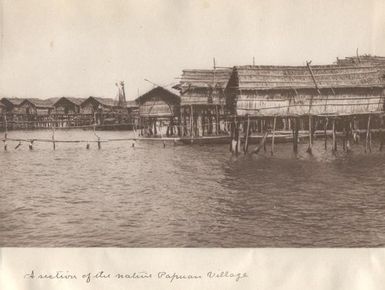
[190,105,194,139]
[346,119,352,152]
[271,116,276,155]
[365,115,371,153]
[216,105,220,134]
[380,115,384,151]
[306,115,312,154]
[324,117,328,150]
[3,114,7,151]
[52,126,56,150]
[292,117,299,153]
[332,118,337,152]
[243,115,250,154]
[235,118,241,155]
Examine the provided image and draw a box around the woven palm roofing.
[82,96,138,108]
[1,97,27,106]
[176,68,233,91]
[136,86,180,104]
[54,97,86,106]
[229,64,385,91]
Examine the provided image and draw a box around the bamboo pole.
[244,115,250,154]
[365,115,371,153]
[271,116,276,155]
[324,118,328,150]
[292,117,299,153]
[3,114,7,151]
[306,115,312,154]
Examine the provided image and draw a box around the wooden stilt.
[324,117,328,150]
[3,115,7,151]
[306,115,312,154]
[236,119,241,154]
[292,117,299,153]
[271,116,276,155]
[51,122,56,150]
[346,119,352,152]
[332,118,337,152]
[253,131,268,154]
[244,115,250,154]
[365,115,371,153]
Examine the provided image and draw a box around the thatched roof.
[82,96,117,107]
[136,86,180,104]
[54,97,86,106]
[24,98,55,108]
[176,68,233,90]
[1,97,26,106]
[174,68,232,106]
[229,64,385,91]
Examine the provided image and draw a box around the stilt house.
[226,64,385,118]
[136,86,180,137]
[54,97,84,114]
[174,68,232,137]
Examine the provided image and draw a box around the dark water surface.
[1,130,385,247]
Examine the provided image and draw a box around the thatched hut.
[136,86,180,136]
[174,68,232,137]
[54,97,84,114]
[0,98,26,114]
[80,96,117,114]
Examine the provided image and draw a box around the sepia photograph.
[1,0,385,250]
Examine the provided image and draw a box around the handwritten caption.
[24,270,248,283]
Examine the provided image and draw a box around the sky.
[0,0,384,100]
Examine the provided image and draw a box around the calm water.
[1,129,385,247]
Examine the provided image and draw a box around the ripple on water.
[1,130,385,247]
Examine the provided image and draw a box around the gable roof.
[23,98,55,108]
[176,68,233,90]
[230,64,385,91]
[54,97,85,106]
[1,97,26,106]
[136,86,180,104]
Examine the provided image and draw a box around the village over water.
[1,54,385,154]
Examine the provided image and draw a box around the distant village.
[1,55,385,152]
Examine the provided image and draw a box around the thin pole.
[306,115,312,154]
[271,116,276,155]
[365,115,371,153]
[324,117,328,150]
[51,118,56,150]
[3,114,8,151]
[244,115,250,154]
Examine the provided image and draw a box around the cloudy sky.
[0,0,384,100]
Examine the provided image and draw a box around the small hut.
[20,99,54,115]
[53,97,84,114]
[136,86,180,137]
[80,96,117,114]
[174,68,233,137]
[0,98,26,114]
